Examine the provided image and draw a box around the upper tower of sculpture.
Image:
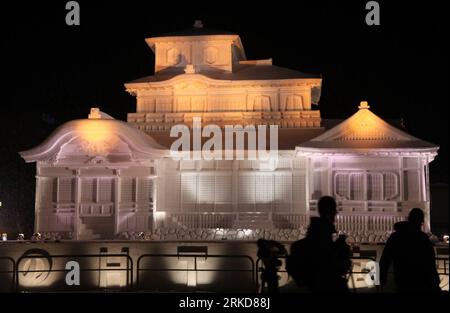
[147,20,246,73]
[125,22,323,134]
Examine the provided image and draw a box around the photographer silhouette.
[286,196,351,292]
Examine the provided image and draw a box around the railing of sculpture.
[336,215,369,232]
[170,212,236,229]
[128,111,321,130]
[136,253,256,292]
[169,210,404,234]
[15,253,133,292]
[308,200,405,233]
[310,200,399,213]
[271,212,403,234]
[79,203,114,217]
[368,215,405,232]
[340,214,405,233]
[272,213,309,229]
[235,212,272,222]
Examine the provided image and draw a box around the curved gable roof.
[20,109,167,163]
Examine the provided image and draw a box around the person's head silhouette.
[318,196,337,224]
[408,208,424,230]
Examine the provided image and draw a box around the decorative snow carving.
[78,136,119,157]
[167,47,182,65]
[204,47,218,64]
[86,156,107,164]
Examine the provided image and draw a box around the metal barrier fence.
[436,257,449,290]
[1,251,448,292]
[0,256,16,293]
[136,253,256,292]
[436,257,449,275]
[15,254,133,292]
[346,256,379,293]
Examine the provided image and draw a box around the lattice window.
[238,175,255,203]
[58,178,75,203]
[253,96,271,111]
[215,174,232,203]
[208,95,220,111]
[230,95,244,111]
[293,173,307,211]
[98,178,114,202]
[139,98,155,112]
[40,177,57,204]
[334,173,350,200]
[367,173,383,200]
[191,96,206,112]
[137,177,153,203]
[120,178,135,203]
[81,178,96,202]
[285,95,303,111]
[198,175,215,203]
[312,171,323,200]
[181,174,197,203]
[350,173,365,200]
[156,96,172,113]
[383,173,398,200]
[334,171,400,201]
[256,174,273,203]
[274,175,292,203]
[176,96,191,112]
[403,171,420,201]
[166,174,181,209]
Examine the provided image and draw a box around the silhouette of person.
[380,208,441,293]
[286,196,351,292]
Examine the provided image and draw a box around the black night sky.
[0,1,448,234]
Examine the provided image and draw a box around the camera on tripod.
[257,239,286,264]
[257,239,287,293]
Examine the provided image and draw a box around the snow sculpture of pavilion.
[20,22,438,241]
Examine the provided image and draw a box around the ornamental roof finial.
[358,101,370,110]
[88,108,102,119]
[193,20,203,29]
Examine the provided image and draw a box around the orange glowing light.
[344,101,388,140]
[76,120,118,156]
